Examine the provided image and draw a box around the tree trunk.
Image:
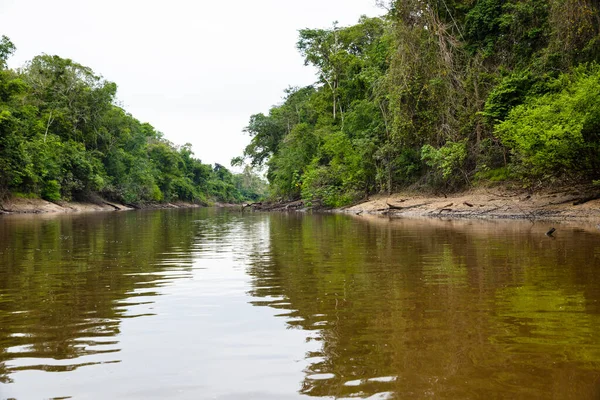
[44,111,54,143]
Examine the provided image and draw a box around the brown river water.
[0,209,599,399]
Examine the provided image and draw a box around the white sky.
[0,0,383,169]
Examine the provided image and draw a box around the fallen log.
[248,199,306,212]
[241,202,262,212]
[385,202,432,212]
[102,201,121,210]
[285,201,303,210]
[573,194,600,206]
[386,202,404,210]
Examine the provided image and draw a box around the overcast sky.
[0,0,383,168]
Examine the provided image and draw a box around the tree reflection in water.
[0,209,204,383]
[1,210,599,399]
[247,214,600,399]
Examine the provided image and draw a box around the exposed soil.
[3,186,599,225]
[340,186,600,222]
[241,185,600,224]
[0,197,203,215]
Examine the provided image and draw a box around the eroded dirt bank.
[0,197,203,215]
[4,186,599,223]
[340,186,600,222]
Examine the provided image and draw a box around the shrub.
[496,64,600,179]
[41,180,61,201]
[421,140,468,187]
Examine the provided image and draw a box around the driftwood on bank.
[573,194,600,206]
[381,202,433,214]
[385,202,404,210]
[102,201,122,210]
[0,202,10,213]
[241,202,262,211]
[243,200,306,212]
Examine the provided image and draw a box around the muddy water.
[0,209,599,399]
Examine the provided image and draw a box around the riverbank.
[3,186,599,223]
[0,196,204,215]
[340,186,600,222]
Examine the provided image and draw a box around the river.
[1,209,599,399]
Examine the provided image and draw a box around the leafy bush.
[483,71,538,122]
[474,167,512,183]
[496,64,600,179]
[41,180,61,201]
[421,140,468,187]
[301,164,358,208]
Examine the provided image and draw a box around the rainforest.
[235,0,600,207]
[1,0,600,208]
[0,38,266,206]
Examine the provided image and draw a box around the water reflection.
[247,214,600,399]
[1,210,600,399]
[0,209,238,385]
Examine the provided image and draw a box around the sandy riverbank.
[340,186,600,222]
[0,197,204,215]
[3,186,599,223]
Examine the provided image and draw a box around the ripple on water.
[344,376,397,387]
[2,209,600,399]
[306,373,336,380]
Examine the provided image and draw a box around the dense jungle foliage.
[0,37,266,204]
[236,0,600,207]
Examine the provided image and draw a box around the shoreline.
[2,186,599,225]
[337,187,600,223]
[0,197,204,215]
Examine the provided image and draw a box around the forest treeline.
[0,37,266,205]
[236,0,600,207]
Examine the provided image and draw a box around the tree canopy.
[0,45,266,204]
[238,1,600,206]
